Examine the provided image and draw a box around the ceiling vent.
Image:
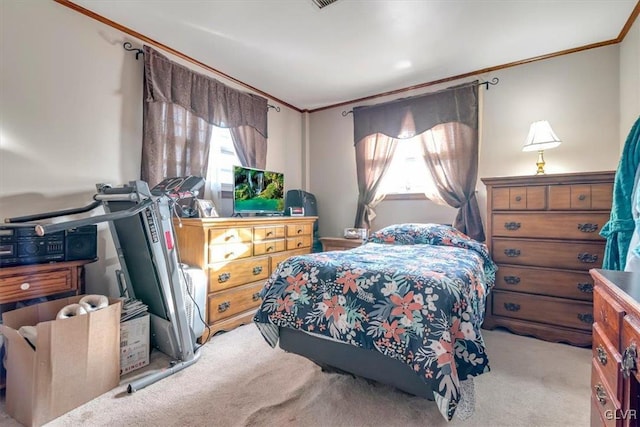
[311,0,339,9]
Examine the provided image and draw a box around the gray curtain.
[141,46,268,186]
[354,134,397,228]
[352,82,484,240]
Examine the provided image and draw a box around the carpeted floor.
[0,325,591,427]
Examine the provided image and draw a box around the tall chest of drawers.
[173,216,317,341]
[481,171,614,347]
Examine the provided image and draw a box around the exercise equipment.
[5,178,205,392]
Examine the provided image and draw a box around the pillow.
[366,223,468,245]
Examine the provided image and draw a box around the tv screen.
[233,166,285,215]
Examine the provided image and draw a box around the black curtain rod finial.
[479,77,499,90]
[123,42,144,60]
[268,104,281,112]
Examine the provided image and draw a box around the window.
[377,135,438,198]
[206,126,240,199]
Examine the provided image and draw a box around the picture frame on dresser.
[481,171,615,347]
[196,199,218,218]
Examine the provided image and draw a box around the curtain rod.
[340,78,499,117]
[122,42,280,112]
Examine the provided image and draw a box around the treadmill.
[5,178,205,392]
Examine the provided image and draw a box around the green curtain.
[601,116,640,270]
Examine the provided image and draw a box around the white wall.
[308,45,623,239]
[0,1,303,296]
[620,11,640,149]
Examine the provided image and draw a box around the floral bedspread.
[253,224,497,421]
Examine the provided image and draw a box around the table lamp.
[522,120,562,175]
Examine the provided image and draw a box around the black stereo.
[0,225,97,267]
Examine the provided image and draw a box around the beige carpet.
[0,325,591,427]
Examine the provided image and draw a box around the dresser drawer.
[492,238,605,270]
[492,291,593,330]
[254,225,285,241]
[270,249,308,274]
[492,212,609,240]
[209,241,253,262]
[0,269,75,303]
[208,256,270,292]
[208,227,253,244]
[591,360,621,427]
[549,183,613,210]
[286,223,312,237]
[621,316,640,383]
[593,323,622,403]
[287,235,311,251]
[492,186,546,210]
[594,286,625,349]
[254,239,285,256]
[208,281,264,323]
[494,265,594,301]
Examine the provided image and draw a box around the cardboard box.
[120,313,150,375]
[0,296,121,427]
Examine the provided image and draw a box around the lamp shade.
[522,120,562,152]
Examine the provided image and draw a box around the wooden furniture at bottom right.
[591,268,640,426]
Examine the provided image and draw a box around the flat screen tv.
[233,166,285,215]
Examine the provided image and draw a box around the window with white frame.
[206,126,240,201]
[377,135,438,197]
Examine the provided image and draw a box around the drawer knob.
[578,194,587,201]
[297,242,303,248]
[577,283,593,293]
[515,196,522,202]
[266,246,274,252]
[596,345,608,366]
[20,282,31,291]
[504,302,520,312]
[504,249,521,257]
[577,313,593,324]
[218,272,231,283]
[622,343,637,379]
[266,231,273,236]
[218,301,231,312]
[297,229,303,234]
[225,251,235,259]
[253,266,263,275]
[504,222,521,231]
[252,292,261,301]
[594,384,607,406]
[503,276,520,285]
[577,253,598,263]
[577,223,598,233]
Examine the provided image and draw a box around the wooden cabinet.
[0,259,90,305]
[173,216,317,340]
[590,269,640,427]
[482,171,614,347]
[319,237,363,252]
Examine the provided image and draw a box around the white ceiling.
[68,0,638,111]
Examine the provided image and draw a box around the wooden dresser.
[173,216,317,340]
[590,269,640,427]
[482,171,614,347]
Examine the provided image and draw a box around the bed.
[253,223,497,421]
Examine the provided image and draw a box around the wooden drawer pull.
[577,253,598,263]
[252,292,261,301]
[503,276,520,285]
[504,249,521,257]
[504,302,520,312]
[578,313,593,324]
[594,384,607,406]
[504,222,521,231]
[515,196,522,202]
[218,272,231,283]
[578,194,587,201]
[596,345,608,366]
[577,223,598,233]
[218,301,231,312]
[577,283,593,293]
[252,266,263,275]
[622,343,637,379]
